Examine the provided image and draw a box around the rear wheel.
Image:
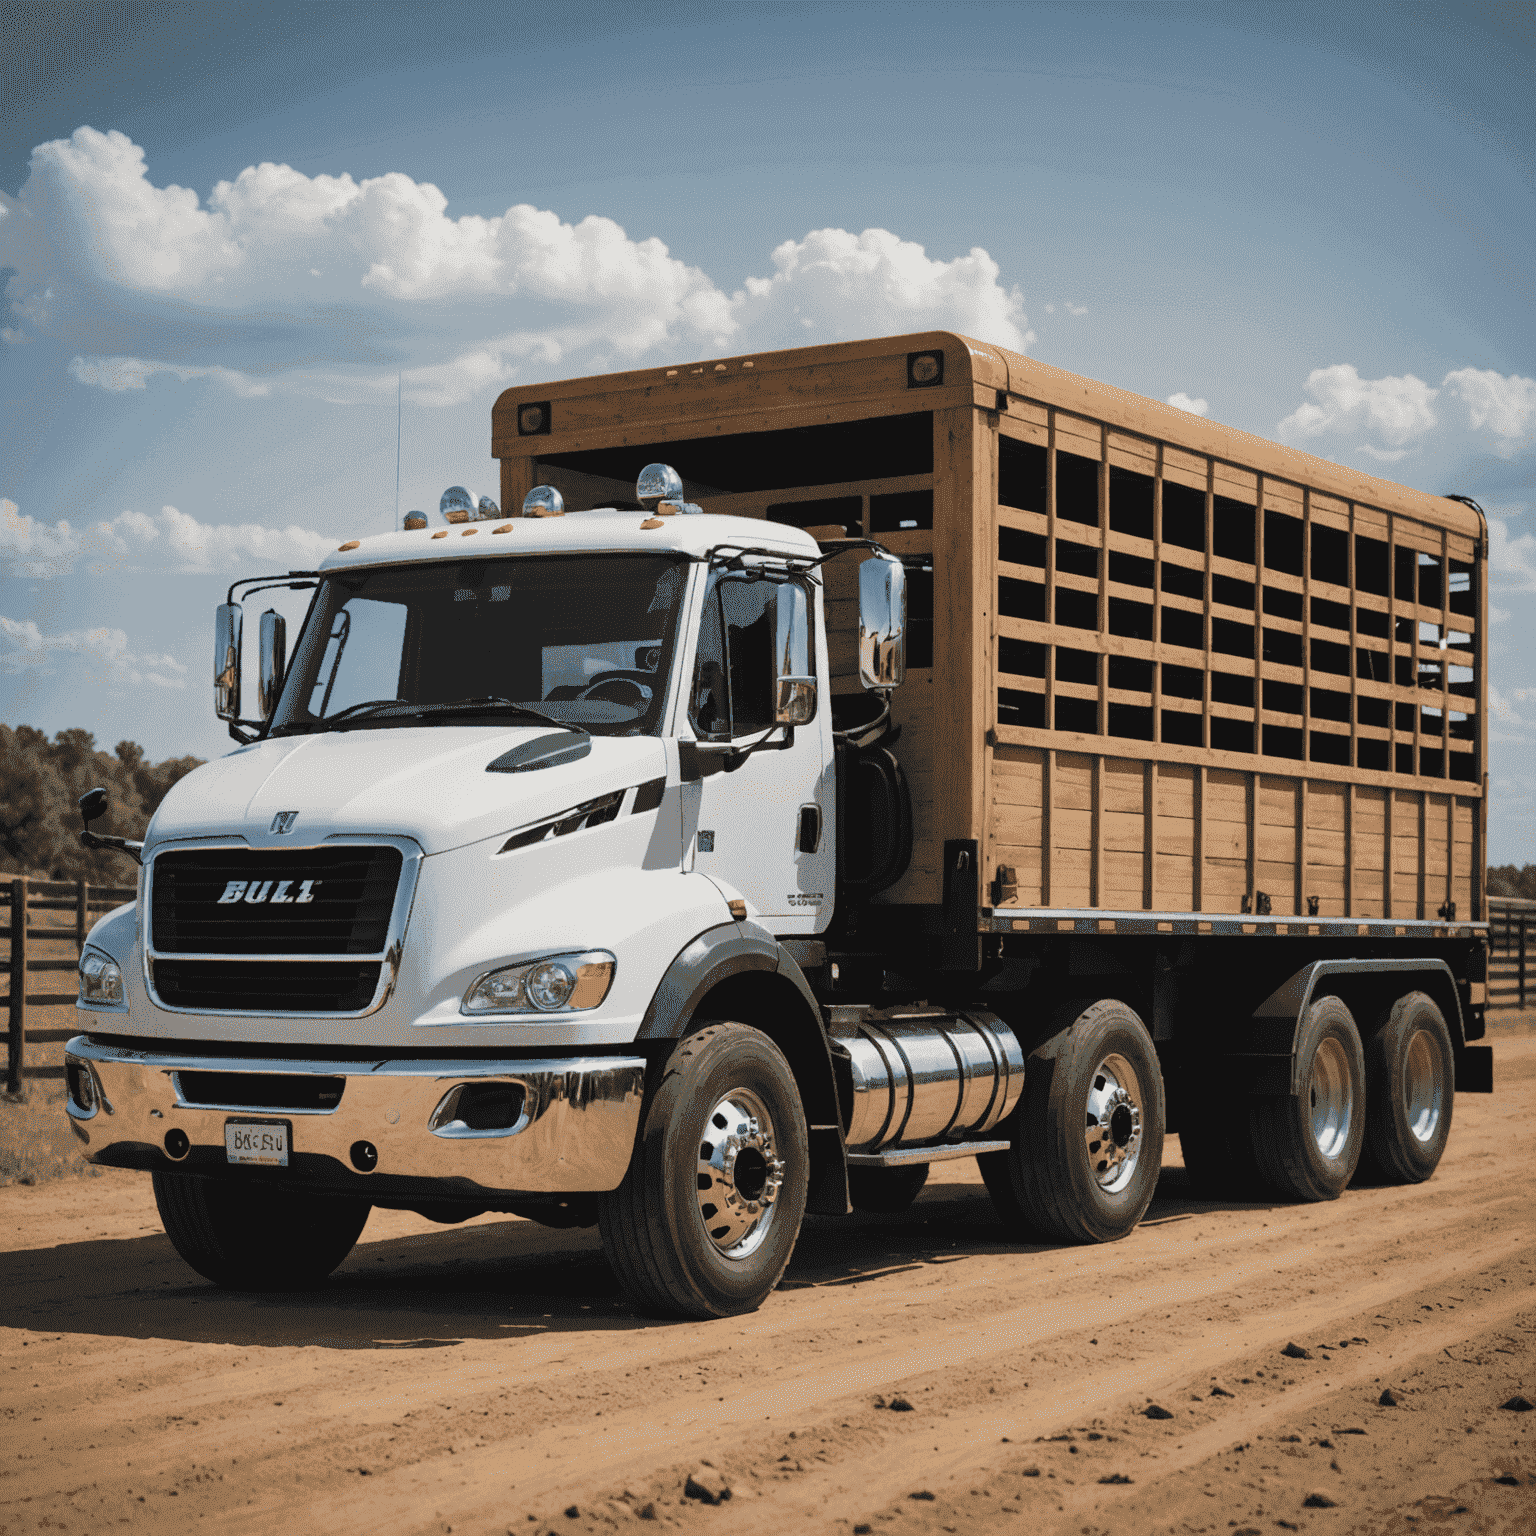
[152,1173,370,1289]
[980,999,1164,1244]
[1358,991,1454,1184]
[1249,995,1364,1201]
[599,1023,808,1319]
[848,1162,929,1214]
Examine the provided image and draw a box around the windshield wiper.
[282,696,587,735]
[407,697,586,735]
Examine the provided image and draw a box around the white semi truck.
[65,332,1491,1319]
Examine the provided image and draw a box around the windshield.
[268,553,688,737]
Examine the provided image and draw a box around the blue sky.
[3,0,1534,858]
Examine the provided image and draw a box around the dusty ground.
[3,1023,1534,1536]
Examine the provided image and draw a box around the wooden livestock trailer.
[492,331,1487,928]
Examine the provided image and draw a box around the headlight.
[79,947,125,1005]
[462,950,615,1015]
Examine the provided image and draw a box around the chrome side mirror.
[214,603,242,720]
[258,609,287,720]
[773,581,818,725]
[775,676,818,726]
[858,552,907,690]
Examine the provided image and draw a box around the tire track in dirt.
[710,1257,1536,1536]
[240,1196,1534,1536]
[5,1189,1520,1535]
[3,1036,1532,1536]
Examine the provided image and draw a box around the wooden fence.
[2,875,1531,1095]
[3,875,137,1094]
[1489,896,1534,1014]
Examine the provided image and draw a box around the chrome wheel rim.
[1403,1028,1443,1145]
[1308,1035,1353,1162]
[696,1088,784,1259]
[1085,1053,1144,1194]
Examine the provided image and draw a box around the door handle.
[797,804,822,854]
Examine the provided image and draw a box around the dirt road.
[4,1031,1534,1536]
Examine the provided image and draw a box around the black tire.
[1357,991,1454,1185]
[152,1173,370,1289]
[598,1023,808,1319]
[1249,995,1365,1201]
[848,1162,929,1214]
[979,999,1165,1244]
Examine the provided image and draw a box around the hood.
[146,726,667,857]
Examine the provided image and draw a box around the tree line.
[1488,864,1536,900]
[0,725,203,883]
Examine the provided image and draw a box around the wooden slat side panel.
[1391,787,1423,916]
[988,748,1046,907]
[1352,787,1387,917]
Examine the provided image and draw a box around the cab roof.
[317,508,823,575]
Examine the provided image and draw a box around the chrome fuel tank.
[836,1010,1025,1153]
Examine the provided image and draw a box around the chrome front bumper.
[64,1035,645,1196]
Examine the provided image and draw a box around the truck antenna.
[395,370,403,532]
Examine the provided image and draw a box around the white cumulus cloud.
[0,615,187,688]
[1277,362,1536,462]
[1166,392,1208,416]
[3,129,1036,405]
[731,228,1031,353]
[1489,511,1536,595]
[1,497,339,578]
[1441,367,1536,458]
[1277,364,1439,451]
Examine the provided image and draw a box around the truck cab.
[66,470,924,1316]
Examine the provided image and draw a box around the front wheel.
[598,1024,809,1319]
[152,1173,370,1289]
[980,998,1165,1244]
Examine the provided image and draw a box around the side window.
[307,597,408,717]
[690,575,814,738]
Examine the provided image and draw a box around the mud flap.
[806,1124,851,1215]
[1454,1045,1493,1093]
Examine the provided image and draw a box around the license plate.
[225,1118,290,1167]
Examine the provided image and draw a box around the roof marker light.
[440,485,476,524]
[523,485,565,518]
[636,463,684,507]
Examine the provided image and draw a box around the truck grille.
[151,846,402,956]
[152,960,383,1013]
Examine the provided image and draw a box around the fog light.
[164,1128,190,1160]
[350,1140,378,1172]
[68,1061,97,1113]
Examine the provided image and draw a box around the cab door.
[681,568,833,933]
